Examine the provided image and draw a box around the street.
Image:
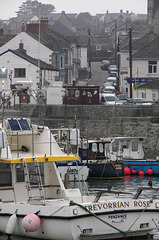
[87,62,109,91]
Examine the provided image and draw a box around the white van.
[100,93,123,105]
[106,77,117,86]
[102,85,116,94]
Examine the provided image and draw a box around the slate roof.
[133,35,159,59]
[27,28,71,52]
[0,49,59,71]
[0,35,15,47]
[121,32,158,51]
[51,21,77,37]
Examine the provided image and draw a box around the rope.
[71,201,127,237]
[127,199,154,232]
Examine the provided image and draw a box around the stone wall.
[3,104,159,158]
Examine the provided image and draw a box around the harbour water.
[1,175,159,240]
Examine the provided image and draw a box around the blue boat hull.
[124,160,159,175]
[88,161,124,179]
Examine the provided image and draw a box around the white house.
[0,48,60,105]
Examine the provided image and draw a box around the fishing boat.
[107,136,159,176]
[1,118,159,239]
[52,128,89,182]
[80,138,124,179]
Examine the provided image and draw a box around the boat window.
[99,143,103,153]
[71,145,77,154]
[92,143,97,152]
[105,143,109,150]
[112,141,119,152]
[132,141,138,152]
[16,165,24,182]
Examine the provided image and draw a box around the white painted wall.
[0,32,53,64]
[80,47,87,68]
[132,59,159,78]
[47,82,64,105]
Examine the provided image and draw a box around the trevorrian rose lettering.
[85,201,130,211]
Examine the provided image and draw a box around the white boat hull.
[56,162,89,181]
[0,198,158,240]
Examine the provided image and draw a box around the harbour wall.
[3,104,159,158]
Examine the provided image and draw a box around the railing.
[5,128,79,160]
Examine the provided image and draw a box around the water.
[1,175,159,240]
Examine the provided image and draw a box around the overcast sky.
[2,0,147,19]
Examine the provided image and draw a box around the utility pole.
[88,28,91,79]
[117,37,120,92]
[114,21,117,65]
[129,27,133,98]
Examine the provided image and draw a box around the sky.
[1,0,147,19]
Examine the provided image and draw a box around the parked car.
[153,99,159,105]
[106,76,117,86]
[102,85,116,94]
[100,93,123,105]
[101,60,110,71]
[118,94,128,103]
[109,71,118,78]
[108,65,118,73]
[124,98,152,105]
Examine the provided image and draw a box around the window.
[148,61,157,73]
[96,44,101,51]
[68,52,72,65]
[141,90,146,99]
[77,47,81,58]
[60,55,65,69]
[112,141,119,152]
[14,68,26,78]
[132,141,138,152]
[152,91,156,101]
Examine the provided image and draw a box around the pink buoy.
[22,213,40,232]
[147,168,153,175]
[124,167,131,175]
[139,170,145,177]
[132,169,137,174]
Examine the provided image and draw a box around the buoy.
[147,168,153,175]
[22,213,40,232]
[125,167,131,175]
[5,213,17,234]
[139,170,145,177]
[132,169,137,174]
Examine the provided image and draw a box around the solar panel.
[8,119,21,131]
[18,119,31,130]
[8,118,31,131]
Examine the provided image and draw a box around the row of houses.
[119,28,159,101]
[0,16,88,105]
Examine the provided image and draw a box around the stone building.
[148,0,159,33]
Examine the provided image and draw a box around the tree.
[16,0,55,17]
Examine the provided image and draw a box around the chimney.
[19,40,24,50]
[149,25,155,41]
[21,22,26,32]
[40,17,49,32]
[26,17,49,34]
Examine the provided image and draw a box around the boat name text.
[85,201,151,212]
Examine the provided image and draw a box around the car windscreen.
[105,96,118,101]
